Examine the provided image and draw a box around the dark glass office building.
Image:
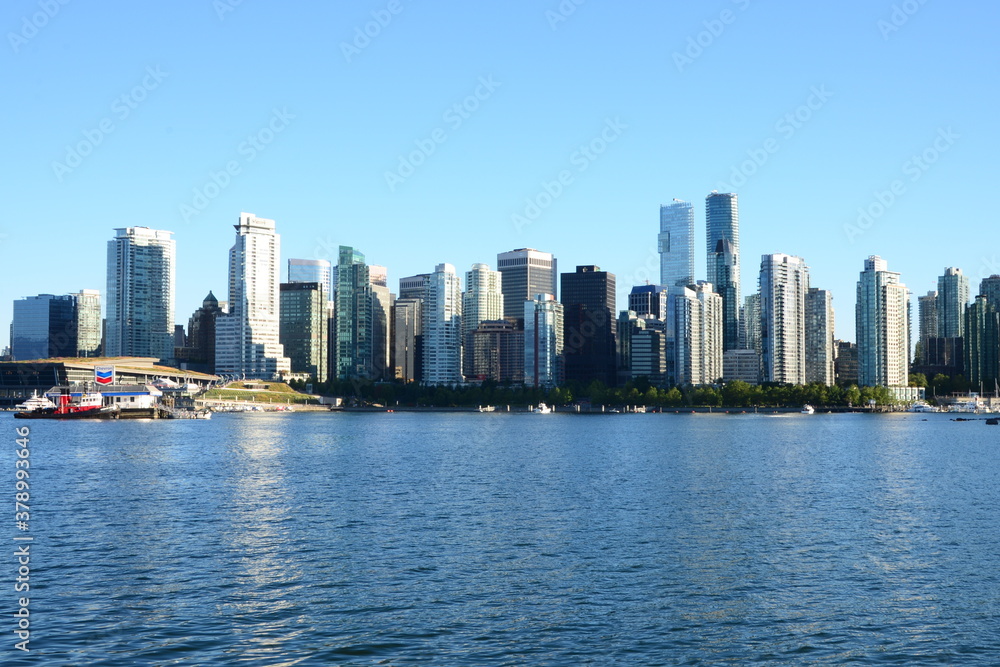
[561,265,617,386]
[706,192,740,351]
[11,294,78,360]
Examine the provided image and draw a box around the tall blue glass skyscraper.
[706,192,740,351]
[658,201,694,288]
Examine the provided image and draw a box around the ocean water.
[2,411,1000,665]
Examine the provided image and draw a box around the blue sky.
[2,0,997,347]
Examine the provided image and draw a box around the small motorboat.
[532,403,552,414]
[801,405,815,415]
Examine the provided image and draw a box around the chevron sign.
[94,366,115,385]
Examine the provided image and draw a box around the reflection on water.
[3,411,1000,665]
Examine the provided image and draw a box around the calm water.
[2,411,1000,665]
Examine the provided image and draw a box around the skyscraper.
[759,254,809,385]
[74,289,102,357]
[628,284,668,319]
[665,285,701,386]
[393,298,422,383]
[561,265,617,386]
[215,213,290,378]
[964,295,999,389]
[917,290,938,365]
[693,281,723,384]
[706,192,740,351]
[106,227,176,359]
[805,288,835,386]
[279,281,328,382]
[937,267,969,338]
[524,293,563,387]
[397,273,431,381]
[856,256,909,388]
[422,263,463,385]
[467,320,524,384]
[288,258,334,304]
[980,275,1000,310]
[463,263,503,379]
[369,265,393,381]
[658,200,694,287]
[176,292,221,373]
[740,293,762,354]
[333,246,374,380]
[11,294,77,360]
[497,248,557,324]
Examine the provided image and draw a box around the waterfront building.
[917,291,938,365]
[393,298,422,382]
[397,273,431,381]
[11,294,77,360]
[616,311,638,384]
[463,263,503,379]
[916,336,964,379]
[467,320,524,384]
[693,281,723,384]
[370,265,393,381]
[524,294,563,388]
[497,248,557,325]
[856,256,909,388]
[280,281,328,382]
[659,200,695,287]
[759,254,809,385]
[706,192,740,351]
[665,285,701,386]
[723,349,761,384]
[629,317,667,387]
[965,295,1000,389]
[628,285,668,319]
[106,227,176,360]
[422,263,463,385]
[805,288,835,386]
[937,267,969,339]
[561,265,617,386]
[333,246,374,380]
[215,213,290,378]
[175,292,222,373]
[834,340,858,386]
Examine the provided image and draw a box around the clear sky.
[2,0,998,347]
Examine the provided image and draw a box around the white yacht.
[15,391,56,412]
[532,403,552,414]
[801,405,815,415]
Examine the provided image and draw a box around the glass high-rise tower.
[937,267,969,339]
[658,201,694,288]
[106,227,176,360]
[706,192,740,351]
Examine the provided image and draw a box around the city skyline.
[3,3,998,349]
